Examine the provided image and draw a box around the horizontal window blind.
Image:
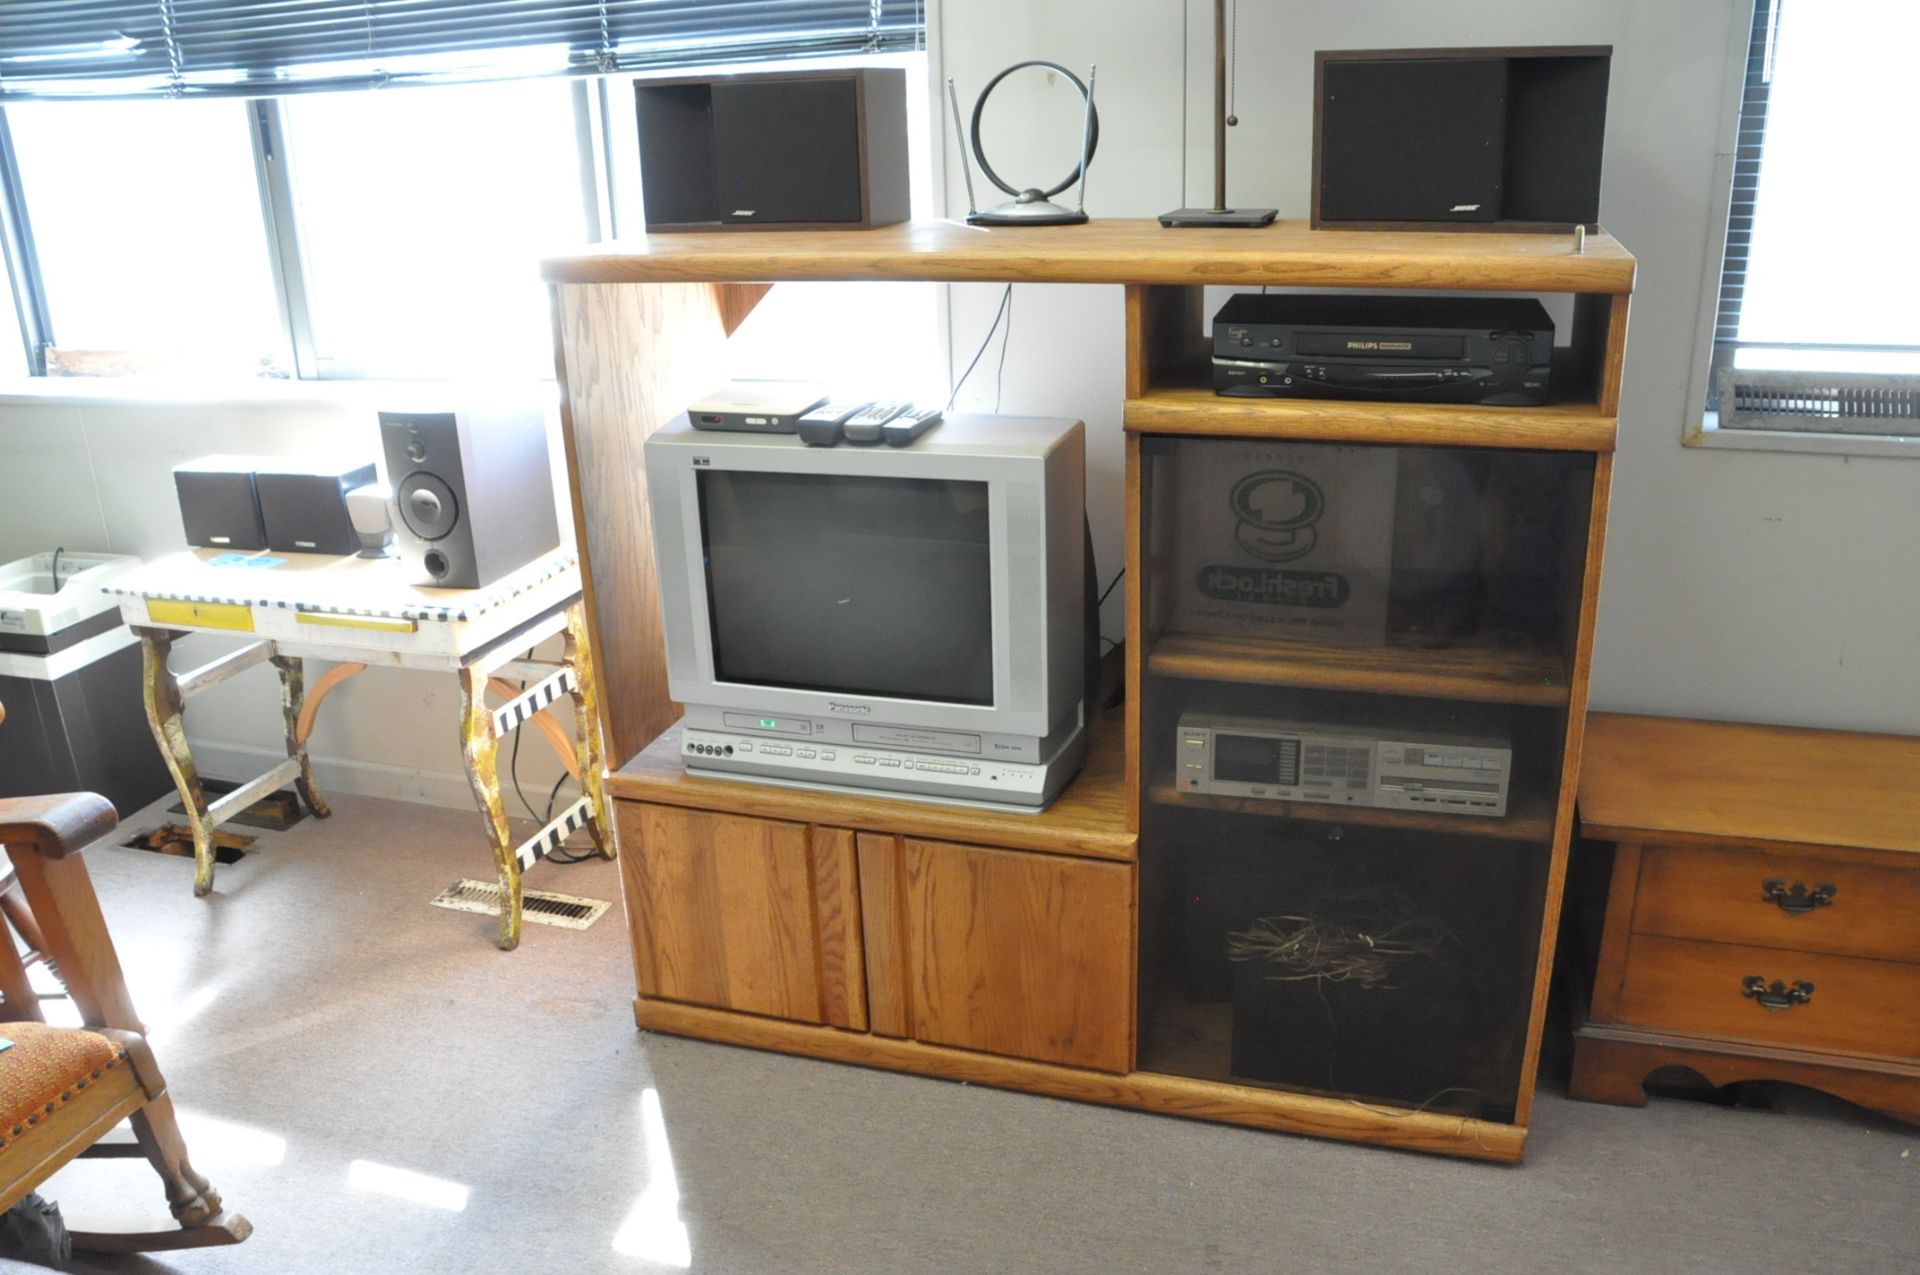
[1711,0,1775,351]
[0,1,923,99]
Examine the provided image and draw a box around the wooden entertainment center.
[543,220,1634,1162]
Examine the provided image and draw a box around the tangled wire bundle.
[1227,892,1452,990]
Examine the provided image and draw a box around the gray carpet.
[4,790,1914,1275]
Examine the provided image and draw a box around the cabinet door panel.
[620,803,864,1026]
[876,837,1134,1073]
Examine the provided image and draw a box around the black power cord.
[947,283,1014,412]
[504,645,597,865]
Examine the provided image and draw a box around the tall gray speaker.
[377,406,561,589]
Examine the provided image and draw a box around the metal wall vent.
[1718,367,1920,436]
[429,879,610,930]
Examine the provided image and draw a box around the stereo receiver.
[1212,293,1553,406]
[1176,713,1512,818]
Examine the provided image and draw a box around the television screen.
[698,470,994,705]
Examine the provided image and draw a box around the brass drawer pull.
[1742,975,1815,1011]
[1761,878,1835,916]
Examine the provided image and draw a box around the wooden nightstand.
[1569,713,1920,1124]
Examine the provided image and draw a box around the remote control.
[841,400,908,445]
[881,405,943,447]
[796,400,869,447]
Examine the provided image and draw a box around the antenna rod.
[946,78,979,216]
[1077,65,1098,215]
[1212,0,1227,212]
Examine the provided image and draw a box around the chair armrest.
[0,794,119,860]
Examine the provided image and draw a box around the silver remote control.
[841,400,908,445]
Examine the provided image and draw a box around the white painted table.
[108,548,612,949]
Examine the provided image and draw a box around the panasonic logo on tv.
[828,702,872,715]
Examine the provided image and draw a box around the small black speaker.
[256,459,377,556]
[173,456,268,552]
[377,407,561,590]
[636,68,909,231]
[1314,46,1610,231]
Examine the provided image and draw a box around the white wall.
[938,0,1920,735]
[2,0,1914,822]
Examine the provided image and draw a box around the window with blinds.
[0,2,925,97]
[0,2,929,380]
[1705,1,1920,439]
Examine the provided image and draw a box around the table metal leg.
[135,628,217,898]
[269,655,331,820]
[562,602,615,861]
[458,664,520,951]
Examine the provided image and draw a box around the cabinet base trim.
[634,998,1528,1162]
[1569,1022,1920,1126]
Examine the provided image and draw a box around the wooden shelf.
[1147,781,1558,843]
[1123,383,1616,452]
[1147,630,1570,706]
[609,716,1135,864]
[543,218,1636,293]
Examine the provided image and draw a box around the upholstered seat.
[0,1023,132,1154]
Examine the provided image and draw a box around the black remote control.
[881,406,943,447]
[796,400,869,447]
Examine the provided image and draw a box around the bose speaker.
[1313,46,1611,231]
[377,407,561,590]
[636,68,909,231]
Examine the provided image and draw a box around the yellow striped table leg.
[562,602,615,861]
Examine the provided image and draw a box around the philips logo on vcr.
[644,413,1087,810]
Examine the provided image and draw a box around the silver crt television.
[645,413,1087,809]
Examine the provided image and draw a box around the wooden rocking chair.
[0,702,251,1258]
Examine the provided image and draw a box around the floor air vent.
[1718,368,1920,435]
[428,879,610,930]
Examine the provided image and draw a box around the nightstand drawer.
[1614,935,1920,1061]
[1632,843,1920,964]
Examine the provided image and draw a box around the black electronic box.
[1212,294,1554,406]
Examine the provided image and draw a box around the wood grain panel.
[1579,714,1920,856]
[855,832,909,1038]
[1122,386,1616,452]
[617,803,824,1023]
[611,718,1134,862]
[808,826,867,1030]
[552,280,740,768]
[1584,840,1642,1024]
[633,997,1528,1162]
[1147,630,1570,705]
[900,839,1133,1073]
[543,219,1636,294]
[1632,843,1920,965]
[1511,447,1613,1129]
[1124,284,1206,399]
[1614,934,1920,1061]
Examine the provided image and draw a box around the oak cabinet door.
[859,834,1134,1073]
[620,803,866,1029]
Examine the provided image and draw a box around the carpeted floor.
[3,790,1914,1275]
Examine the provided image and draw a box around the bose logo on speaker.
[1450,204,1483,212]
[733,209,757,217]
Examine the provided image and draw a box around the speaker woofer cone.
[397,473,459,541]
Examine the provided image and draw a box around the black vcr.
[1212,294,1554,406]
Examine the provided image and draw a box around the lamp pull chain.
[1226,0,1239,126]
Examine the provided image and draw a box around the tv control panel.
[681,726,1083,811]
